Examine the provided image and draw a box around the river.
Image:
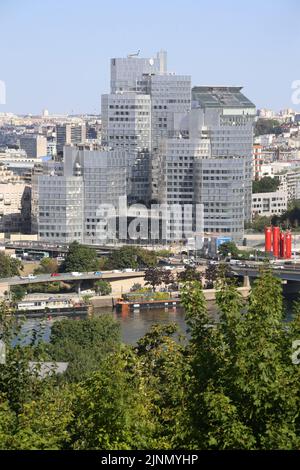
[15,296,297,346]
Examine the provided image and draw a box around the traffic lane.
[0,271,146,285]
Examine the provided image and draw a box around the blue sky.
[0,0,299,114]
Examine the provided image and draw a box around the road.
[0,270,145,286]
[231,265,300,282]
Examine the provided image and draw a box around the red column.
[272,226,280,258]
[265,226,272,252]
[280,232,285,258]
[285,232,292,259]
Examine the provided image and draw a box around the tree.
[10,285,26,303]
[130,283,142,292]
[177,266,202,283]
[94,280,112,296]
[0,253,23,278]
[68,351,154,450]
[48,315,121,382]
[60,242,99,273]
[249,214,272,232]
[107,246,157,270]
[218,241,239,258]
[254,118,281,136]
[180,269,300,449]
[144,267,164,291]
[34,258,58,274]
[252,176,280,194]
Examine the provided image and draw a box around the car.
[112,269,121,273]
[94,271,102,276]
[71,272,82,277]
[20,274,37,280]
[122,268,134,273]
[51,272,60,277]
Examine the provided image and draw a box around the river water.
[16,296,297,346]
[18,307,189,345]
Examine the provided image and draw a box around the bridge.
[231,264,300,294]
[3,240,122,257]
[0,270,145,296]
[231,265,300,282]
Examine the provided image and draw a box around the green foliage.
[60,241,99,273]
[25,281,64,294]
[177,266,202,283]
[218,241,239,258]
[2,267,300,450]
[144,267,164,291]
[254,118,282,136]
[68,350,155,450]
[204,263,232,288]
[48,315,121,382]
[107,246,157,270]
[252,176,280,193]
[10,285,27,303]
[0,253,23,278]
[180,269,300,449]
[130,282,142,292]
[248,214,272,232]
[272,201,300,229]
[124,290,170,301]
[155,249,172,258]
[94,280,112,296]
[34,258,58,275]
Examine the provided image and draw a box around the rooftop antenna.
[127,50,140,58]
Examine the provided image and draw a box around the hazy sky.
[0,0,299,114]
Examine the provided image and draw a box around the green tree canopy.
[94,280,112,296]
[252,176,280,193]
[0,253,23,278]
[107,246,157,270]
[60,242,99,272]
[254,118,282,136]
[218,241,239,258]
[34,258,58,274]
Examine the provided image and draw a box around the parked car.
[51,272,60,277]
[94,271,102,276]
[71,272,82,277]
[112,269,121,273]
[122,268,134,273]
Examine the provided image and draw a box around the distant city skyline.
[0,0,300,114]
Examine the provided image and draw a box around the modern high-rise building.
[32,146,127,244]
[19,134,47,158]
[33,52,256,246]
[101,50,192,205]
[190,86,256,236]
[151,86,256,242]
[56,123,86,155]
[110,50,167,93]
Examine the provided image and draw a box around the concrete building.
[152,86,255,242]
[110,50,167,93]
[0,163,31,233]
[101,51,191,204]
[56,123,86,155]
[31,174,84,243]
[32,146,127,244]
[19,134,47,158]
[252,191,287,217]
[101,93,151,156]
